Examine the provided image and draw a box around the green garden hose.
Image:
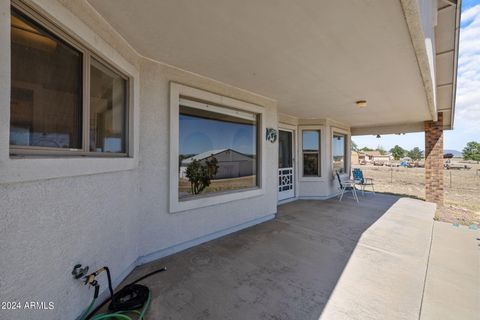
[81,290,151,320]
[78,266,165,320]
[79,298,97,320]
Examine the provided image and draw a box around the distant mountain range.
[444,149,462,157]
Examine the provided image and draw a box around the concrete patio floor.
[420,221,480,320]
[107,194,478,319]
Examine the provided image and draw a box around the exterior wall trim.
[298,194,338,200]
[351,122,425,136]
[1,0,140,184]
[278,123,298,203]
[169,82,267,213]
[400,0,437,121]
[75,212,275,320]
[330,126,351,176]
[137,213,275,265]
[298,125,327,182]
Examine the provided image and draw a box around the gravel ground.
[354,162,480,226]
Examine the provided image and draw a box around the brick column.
[424,112,444,204]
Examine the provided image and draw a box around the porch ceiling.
[89,0,432,128]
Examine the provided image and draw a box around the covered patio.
[0,1,465,319]
[114,194,437,319]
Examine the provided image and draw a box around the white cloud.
[455,5,480,132]
[460,4,480,23]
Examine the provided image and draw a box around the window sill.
[170,187,264,213]
[9,153,129,159]
[0,156,138,184]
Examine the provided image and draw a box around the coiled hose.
[79,267,166,320]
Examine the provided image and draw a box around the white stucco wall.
[136,58,278,262]
[1,1,142,320]
[0,1,357,319]
[0,1,278,320]
[279,115,351,200]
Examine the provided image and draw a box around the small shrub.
[185,157,219,195]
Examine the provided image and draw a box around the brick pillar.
[424,112,444,204]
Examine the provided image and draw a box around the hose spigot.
[72,264,89,280]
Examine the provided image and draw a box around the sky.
[354,0,480,152]
[179,114,256,155]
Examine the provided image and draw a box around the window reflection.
[89,59,127,153]
[303,130,320,176]
[333,133,346,173]
[10,9,83,149]
[179,105,258,200]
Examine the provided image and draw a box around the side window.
[302,130,321,176]
[332,133,347,173]
[10,8,83,150]
[89,59,127,153]
[10,6,129,156]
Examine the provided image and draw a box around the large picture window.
[302,130,321,176]
[9,5,128,156]
[178,99,258,200]
[332,133,347,173]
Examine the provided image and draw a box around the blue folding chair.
[352,168,375,196]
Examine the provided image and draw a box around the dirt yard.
[354,161,480,226]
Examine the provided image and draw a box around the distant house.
[355,151,392,164]
[180,149,256,179]
[368,151,391,163]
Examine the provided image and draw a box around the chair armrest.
[343,180,356,186]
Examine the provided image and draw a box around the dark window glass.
[303,130,320,176]
[89,59,127,153]
[279,130,293,168]
[333,133,346,173]
[10,8,82,149]
[179,104,258,200]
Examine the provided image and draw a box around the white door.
[278,130,295,201]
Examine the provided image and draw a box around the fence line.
[354,165,480,191]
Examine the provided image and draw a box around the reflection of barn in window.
[180,149,255,179]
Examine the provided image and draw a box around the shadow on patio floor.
[101,193,433,319]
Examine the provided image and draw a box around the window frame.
[9,2,130,157]
[330,127,350,177]
[332,132,347,174]
[301,129,322,177]
[178,98,260,199]
[169,83,266,213]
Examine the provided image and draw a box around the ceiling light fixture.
[356,100,367,108]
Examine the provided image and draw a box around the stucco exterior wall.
[282,118,351,200]
[0,0,361,319]
[136,58,278,261]
[0,171,142,320]
[0,1,142,320]
[0,1,277,319]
